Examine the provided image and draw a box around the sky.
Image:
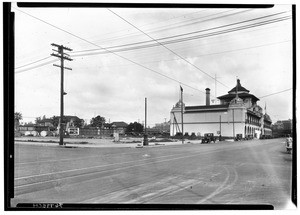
[12,3,293,127]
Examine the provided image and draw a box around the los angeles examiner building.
[170,79,272,139]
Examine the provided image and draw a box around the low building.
[170,79,272,139]
[18,124,50,136]
[36,118,54,127]
[111,121,128,134]
[272,119,292,137]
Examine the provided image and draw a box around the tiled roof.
[264,114,272,122]
[217,93,259,101]
[37,119,53,123]
[111,121,128,128]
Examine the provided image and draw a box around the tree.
[126,122,144,133]
[73,118,84,128]
[14,112,22,131]
[90,115,106,128]
[14,112,22,121]
[35,116,41,124]
[50,116,60,128]
[50,116,83,128]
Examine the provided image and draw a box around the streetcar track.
[197,166,231,204]
[15,139,273,165]
[15,145,236,181]
[81,175,183,203]
[13,139,291,207]
[15,146,238,190]
[15,141,275,192]
[14,142,199,165]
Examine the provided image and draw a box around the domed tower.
[217,79,259,109]
[228,79,250,95]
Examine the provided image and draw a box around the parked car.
[245,134,253,140]
[235,134,243,141]
[201,133,216,143]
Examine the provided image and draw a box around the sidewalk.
[14,137,201,148]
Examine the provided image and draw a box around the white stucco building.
[170,79,272,139]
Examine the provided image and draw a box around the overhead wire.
[73,8,283,51]
[69,16,291,58]
[85,9,236,46]
[103,9,290,89]
[14,8,291,67]
[81,40,292,70]
[13,6,209,95]
[258,88,292,98]
[82,9,209,46]
[14,12,291,73]
[15,59,59,74]
[108,8,231,88]
[71,12,291,55]
[15,39,291,73]
[14,7,292,98]
[72,9,249,54]
[15,56,52,69]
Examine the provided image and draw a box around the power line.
[15,9,291,71]
[107,9,291,89]
[108,8,232,88]
[154,10,291,42]
[13,7,210,96]
[15,56,52,69]
[14,7,292,100]
[72,10,290,54]
[15,39,291,74]
[85,9,209,45]
[70,15,291,57]
[258,88,292,98]
[15,59,58,74]
[84,9,234,46]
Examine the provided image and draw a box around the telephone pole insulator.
[51,43,73,146]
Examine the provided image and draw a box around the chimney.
[205,88,210,106]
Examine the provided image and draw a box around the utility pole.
[143,97,148,146]
[51,43,73,146]
[215,74,217,98]
[180,86,184,144]
[219,115,222,136]
[233,109,235,139]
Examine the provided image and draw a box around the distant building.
[111,121,128,134]
[272,119,292,137]
[36,118,54,127]
[18,123,50,136]
[170,79,272,139]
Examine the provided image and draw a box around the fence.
[79,128,114,137]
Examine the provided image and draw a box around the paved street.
[12,138,293,209]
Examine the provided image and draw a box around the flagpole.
[180,86,184,144]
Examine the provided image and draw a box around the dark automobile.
[235,134,243,141]
[245,134,253,140]
[201,133,216,143]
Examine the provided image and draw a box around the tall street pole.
[51,43,73,146]
[233,109,235,139]
[219,115,221,136]
[60,47,64,146]
[180,86,184,144]
[143,97,148,146]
